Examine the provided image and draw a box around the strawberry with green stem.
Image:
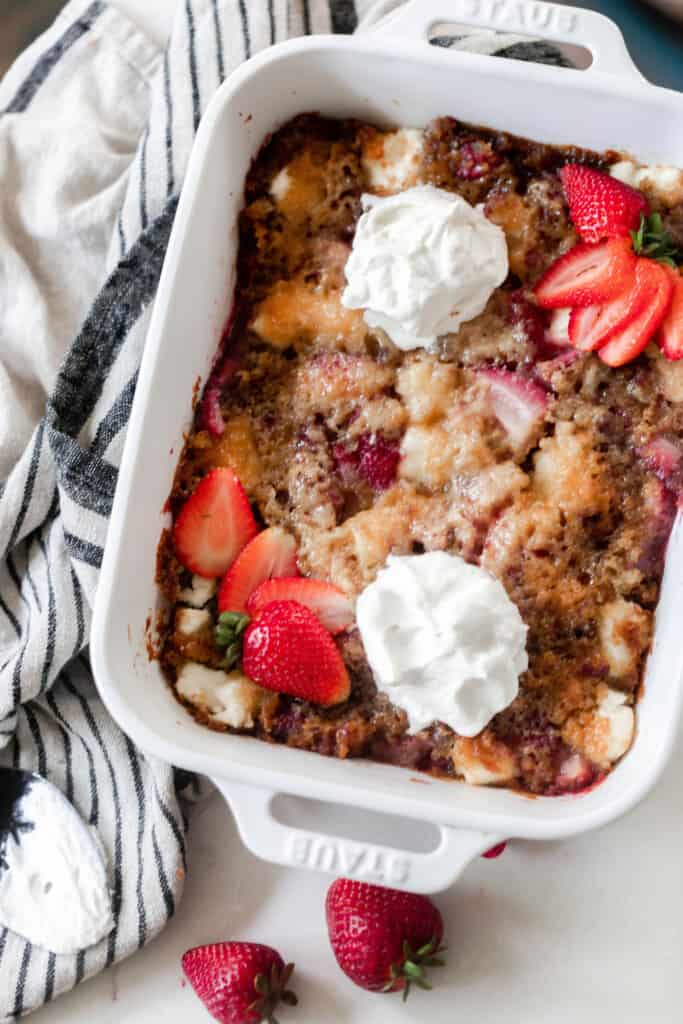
[215,599,350,706]
[326,878,446,1000]
[182,942,297,1024]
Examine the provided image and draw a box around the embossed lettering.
[284,834,412,885]
[527,3,552,29]
[453,0,578,36]
[312,842,338,872]
[287,834,311,866]
[337,844,366,875]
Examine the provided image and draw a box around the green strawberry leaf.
[215,611,250,668]
[631,213,682,269]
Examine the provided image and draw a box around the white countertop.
[31,735,683,1024]
[29,2,683,1021]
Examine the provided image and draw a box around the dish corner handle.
[362,0,644,83]
[214,779,503,894]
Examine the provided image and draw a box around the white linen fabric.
[0,1,565,1017]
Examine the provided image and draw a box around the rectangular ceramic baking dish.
[92,0,683,893]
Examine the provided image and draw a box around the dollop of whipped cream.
[356,552,528,737]
[341,185,508,350]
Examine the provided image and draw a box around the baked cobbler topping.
[157,114,683,797]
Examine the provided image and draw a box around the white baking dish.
[92,0,683,894]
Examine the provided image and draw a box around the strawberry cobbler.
[157,114,683,796]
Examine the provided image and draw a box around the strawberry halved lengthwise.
[173,467,258,578]
[534,238,636,310]
[559,164,649,243]
[217,527,298,614]
[242,600,351,705]
[657,265,683,361]
[598,260,674,367]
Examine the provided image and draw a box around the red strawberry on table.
[218,527,298,614]
[242,600,350,705]
[182,942,297,1024]
[657,265,683,360]
[482,841,507,859]
[560,164,649,243]
[173,467,258,578]
[534,237,637,309]
[246,577,353,635]
[597,259,673,367]
[326,878,445,998]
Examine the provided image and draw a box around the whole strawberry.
[326,879,445,999]
[182,942,297,1024]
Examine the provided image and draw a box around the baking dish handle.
[214,780,503,894]
[363,0,643,82]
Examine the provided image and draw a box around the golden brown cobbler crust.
[157,114,683,795]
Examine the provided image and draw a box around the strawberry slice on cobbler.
[247,577,354,634]
[657,266,683,361]
[173,467,258,578]
[534,238,637,310]
[598,261,673,367]
[569,258,672,356]
[217,527,298,614]
[477,368,548,449]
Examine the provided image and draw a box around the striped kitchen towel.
[0,1,566,1017]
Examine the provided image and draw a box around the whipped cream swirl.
[341,185,508,350]
[356,553,528,737]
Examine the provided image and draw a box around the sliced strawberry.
[534,238,636,310]
[598,260,674,367]
[640,435,683,497]
[173,467,258,578]
[242,600,350,705]
[560,164,649,244]
[217,527,298,614]
[357,434,401,491]
[200,356,240,438]
[569,256,660,352]
[247,577,354,635]
[478,368,548,449]
[637,479,677,573]
[333,434,401,492]
[656,266,683,361]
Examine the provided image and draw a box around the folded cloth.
[0,1,565,1017]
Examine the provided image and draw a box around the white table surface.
[31,2,683,1021]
